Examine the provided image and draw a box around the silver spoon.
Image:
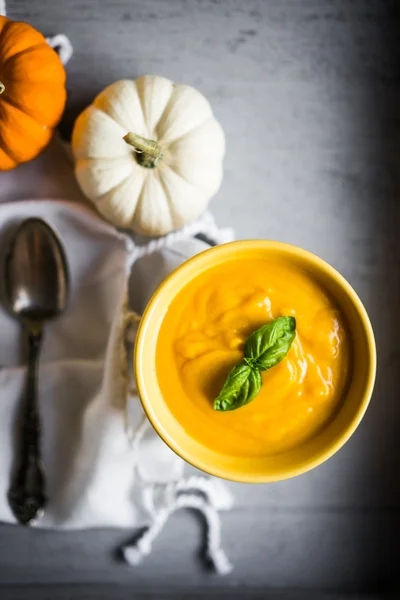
[4,218,69,525]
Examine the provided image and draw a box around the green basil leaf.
[213,316,296,412]
[244,316,296,371]
[213,362,262,411]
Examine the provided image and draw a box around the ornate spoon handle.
[8,327,46,525]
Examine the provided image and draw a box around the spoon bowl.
[5,218,68,322]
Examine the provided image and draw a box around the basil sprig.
[214,316,296,412]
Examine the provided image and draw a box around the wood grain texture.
[0,511,398,589]
[1,0,400,597]
[0,588,390,600]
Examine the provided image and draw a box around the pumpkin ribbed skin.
[0,16,66,170]
[72,75,225,236]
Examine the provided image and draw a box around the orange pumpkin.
[0,16,67,170]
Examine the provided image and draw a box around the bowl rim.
[134,240,377,483]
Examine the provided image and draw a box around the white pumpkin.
[72,75,225,235]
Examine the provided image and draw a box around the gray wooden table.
[1,0,399,598]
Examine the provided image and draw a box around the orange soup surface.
[156,258,351,458]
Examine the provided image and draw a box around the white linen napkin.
[0,136,235,574]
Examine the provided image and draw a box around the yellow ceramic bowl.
[135,241,376,483]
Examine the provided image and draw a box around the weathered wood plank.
[0,509,397,591]
[0,586,389,600]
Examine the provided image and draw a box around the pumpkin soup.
[156,258,351,457]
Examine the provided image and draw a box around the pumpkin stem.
[123,132,163,169]
[0,82,5,95]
